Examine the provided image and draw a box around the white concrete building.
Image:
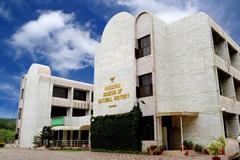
[16,64,93,148]
[94,11,240,152]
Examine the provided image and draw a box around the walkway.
[0,148,228,160]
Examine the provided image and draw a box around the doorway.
[162,116,181,150]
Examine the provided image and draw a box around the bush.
[0,129,15,143]
[183,140,193,150]
[91,106,142,152]
[207,137,225,157]
[147,145,164,155]
[194,144,203,153]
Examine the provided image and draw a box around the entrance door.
[162,116,182,150]
[162,116,173,150]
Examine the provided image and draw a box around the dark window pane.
[72,108,86,117]
[91,92,94,102]
[141,116,154,140]
[67,131,71,140]
[136,35,151,59]
[137,73,153,98]
[59,130,63,140]
[52,86,68,98]
[18,108,22,119]
[21,89,24,99]
[73,90,86,101]
[51,106,68,118]
[143,47,150,56]
[15,128,19,140]
[73,130,79,140]
[81,130,89,140]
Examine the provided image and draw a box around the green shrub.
[0,129,15,143]
[91,106,142,152]
[194,144,203,153]
[0,118,16,130]
[183,140,193,150]
[207,136,225,157]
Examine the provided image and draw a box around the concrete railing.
[220,96,240,114]
[64,116,91,127]
[73,100,90,109]
[51,97,72,107]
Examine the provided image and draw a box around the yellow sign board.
[98,77,129,107]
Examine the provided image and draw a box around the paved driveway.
[0,148,228,160]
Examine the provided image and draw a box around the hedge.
[91,106,142,152]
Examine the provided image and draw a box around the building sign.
[98,77,129,107]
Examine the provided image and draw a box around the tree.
[40,126,53,147]
[0,129,15,143]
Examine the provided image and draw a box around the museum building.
[94,11,240,151]
[16,64,93,148]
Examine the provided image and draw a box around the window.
[136,35,151,58]
[211,28,227,61]
[228,43,238,69]
[18,108,22,119]
[72,108,86,117]
[141,116,154,140]
[73,89,86,101]
[51,106,68,118]
[81,130,89,140]
[21,89,24,99]
[15,128,19,140]
[52,86,68,98]
[137,73,153,98]
[233,78,240,102]
[73,130,79,140]
[217,68,233,98]
[91,92,94,102]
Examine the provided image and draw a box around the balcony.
[51,116,91,127]
[51,117,65,126]
[51,97,71,107]
[73,100,90,109]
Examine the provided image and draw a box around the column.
[180,115,184,151]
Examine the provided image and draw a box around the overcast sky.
[0,0,240,118]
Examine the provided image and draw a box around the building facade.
[16,64,93,148]
[94,12,240,152]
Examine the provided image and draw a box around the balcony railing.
[51,116,91,127]
[50,140,89,147]
[51,117,64,126]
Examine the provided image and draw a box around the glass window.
[73,89,87,101]
[91,92,94,102]
[136,35,151,58]
[137,73,153,98]
[51,106,68,118]
[21,89,24,99]
[72,108,86,117]
[141,116,154,140]
[73,130,79,140]
[52,86,68,98]
[18,108,22,119]
[81,130,89,140]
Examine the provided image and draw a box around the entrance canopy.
[52,126,80,130]
[157,111,198,151]
[156,111,198,117]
